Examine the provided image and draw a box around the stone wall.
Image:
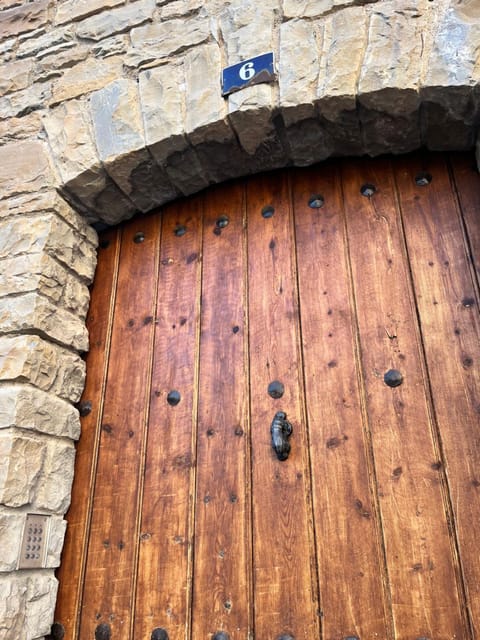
[0,0,479,637]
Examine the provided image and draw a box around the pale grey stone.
[129,14,211,60]
[159,0,204,19]
[0,335,86,403]
[0,58,33,95]
[283,0,378,18]
[55,0,124,25]
[0,140,57,200]
[0,432,47,508]
[0,213,97,283]
[92,34,129,58]
[35,439,76,514]
[16,26,76,59]
[45,517,67,568]
[0,0,49,39]
[90,78,179,212]
[0,384,80,440]
[0,510,24,571]
[50,55,124,105]
[279,19,321,126]
[0,253,90,319]
[0,293,89,352]
[76,0,156,41]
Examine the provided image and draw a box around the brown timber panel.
[246,172,319,640]
[341,157,466,639]
[134,198,203,640]
[54,228,120,638]
[78,215,160,638]
[291,164,390,639]
[395,153,480,635]
[191,183,251,639]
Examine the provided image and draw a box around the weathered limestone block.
[283,0,379,18]
[0,335,86,403]
[35,438,76,514]
[128,14,211,62]
[0,140,57,200]
[0,292,89,352]
[50,55,124,105]
[219,0,280,64]
[279,19,321,126]
[0,113,43,145]
[0,571,58,639]
[45,517,67,569]
[0,80,52,120]
[90,78,179,213]
[34,44,90,84]
[76,0,155,41]
[0,213,97,283]
[0,384,80,440]
[0,432,46,508]
[42,98,137,224]
[139,62,209,195]
[0,253,90,319]
[159,0,204,19]
[0,510,24,572]
[0,190,98,248]
[55,0,124,25]
[0,58,33,96]
[0,0,49,40]
[16,26,76,60]
[91,34,129,58]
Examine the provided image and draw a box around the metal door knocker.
[271,411,293,461]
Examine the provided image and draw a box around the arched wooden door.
[55,153,480,640]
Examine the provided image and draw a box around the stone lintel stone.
[0,384,80,440]
[279,19,321,127]
[0,292,89,352]
[0,570,58,639]
[0,140,58,201]
[50,55,124,106]
[0,335,86,403]
[284,118,334,166]
[90,78,179,213]
[139,62,210,196]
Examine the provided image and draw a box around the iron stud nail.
[308,194,325,209]
[78,400,92,417]
[167,390,181,406]
[133,232,145,243]
[262,205,275,218]
[95,624,111,640]
[268,380,285,399]
[212,632,230,640]
[384,369,403,387]
[174,224,187,237]
[216,215,229,228]
[360,183,376,197]
[415,172,432,186]
[151,629,169,640]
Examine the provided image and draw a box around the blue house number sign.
[221,52,275,97]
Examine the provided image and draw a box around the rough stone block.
[159,0,204,19]
[45,517,67,568]
[34,44,90,84]
[129,14,211,60]
[0,510,24,572]
[318,6,368,118]
[0,190,98,248]
[16,26,76,60]
[91,34,129,58]
[279,19,321,126]
[284,118,334,166]
[0,140,57,201]
[0,432,47,508]
[283,0,378,18]
[0,80,52,120]
[0,384,80,440]
[50,55,124,105]
[139,62,209,195]
[0,113,43,145]
[35,439,76,514]
[0,213,97,283]
[76,0,155,41]
[0,335,86,403]
[0,292,89,352]
[0,253,90,319]
[0,58,33,96]
[90,78,179,212]
[0,0,49,40]
[55,0,124,25]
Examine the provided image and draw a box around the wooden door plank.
[78,215,160,638]
[134,197,203,640]
[394,153,480,636]
[291,163,390,639]
[341,157,466,639]
[191,183,251,640]
[54,228,120,638]
[449,152,480,280]
[246,171,319,640]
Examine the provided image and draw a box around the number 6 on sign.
[221,52,275,97]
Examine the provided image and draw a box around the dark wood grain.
[342,156,466,639]
[54,228,120,637]
[246,171,319,640]
[191,182,251,640]
[292,162,390,639]
[394,152,480,636]
[78,215,160,638]
[133,198,204,640]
